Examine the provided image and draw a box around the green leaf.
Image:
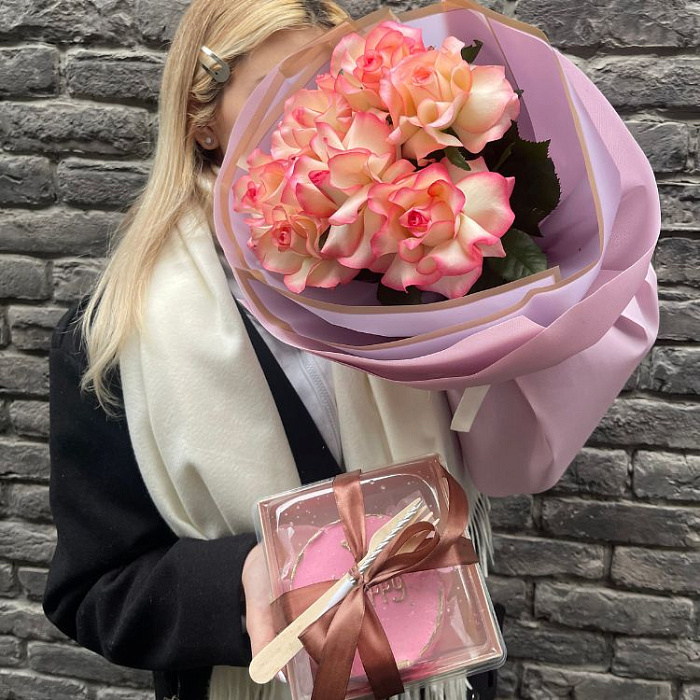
[514,88,524,98]
[445,146,472,171]
[354,268,383,283]
[423,148,445,162]
[442,126,481,159]
[464,263,509,296]
[377,282,422,306]
[460,39,483,64]
[318,228,330,250]
[492,142,514,172]
[480,120,561,237]
[486,228,548,281]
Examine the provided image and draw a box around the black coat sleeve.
[42,299,259,672]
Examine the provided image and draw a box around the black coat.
[43,294,502,700]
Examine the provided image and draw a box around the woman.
[43,1,502,699]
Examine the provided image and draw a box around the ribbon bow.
[270,464,478,700]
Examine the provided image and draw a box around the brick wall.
[0,0,697,698]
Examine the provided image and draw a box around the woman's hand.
[241,542,277,658]
[242,542,288,682]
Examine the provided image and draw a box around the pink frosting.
[291,514,444,677]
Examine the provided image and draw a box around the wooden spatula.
[249,497,435,684]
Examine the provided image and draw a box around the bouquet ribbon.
[270,465,479,700]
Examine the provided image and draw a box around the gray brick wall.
[0,0,696,698]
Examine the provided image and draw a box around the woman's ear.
[195,127,219,151]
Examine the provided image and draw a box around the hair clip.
[200,45,230,83]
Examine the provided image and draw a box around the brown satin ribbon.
[270,464,479,700]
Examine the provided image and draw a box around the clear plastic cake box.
[253,453,506,700]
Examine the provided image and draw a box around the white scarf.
[118,205,492,700]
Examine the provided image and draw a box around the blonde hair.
[74,0,350,418]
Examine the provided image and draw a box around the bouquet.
[232,20,558,304]
[213,0,660,496]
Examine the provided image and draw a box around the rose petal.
[328,184,372,226]
[456,65,515,132]
[295,181,337,218]
[321,221,363,259]
[343,111,393,155]
[455,172,515,235]
[305,259,359,288]
[250,235,305,275]
[422,236,480,276]
[419,267,482,298]
[381,256,437,291]
[329,151,372,190]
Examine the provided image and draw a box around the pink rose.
[367,160,515,298]
[247,203,359,293]
[233,151,359,293]
[270,89,353,161]
[290,111,415,269]
[380,36,521,162]
[316,20,426,112]
[232,149,288,217]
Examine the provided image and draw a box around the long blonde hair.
[74,0,350,418]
